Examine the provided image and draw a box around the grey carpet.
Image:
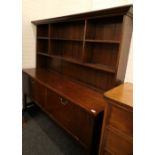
[22,105,86,155]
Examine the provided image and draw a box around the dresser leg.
[22,94,27,111]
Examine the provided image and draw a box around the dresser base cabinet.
[45,89,95,148]
[22,70,104,155]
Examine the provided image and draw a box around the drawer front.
[104,129,133,155]
[108,105,133,136]
[30,79,46,108]
[45,89,94,148]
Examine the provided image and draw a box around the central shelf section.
[36,16,123,75]
[50,40,83,61]
[37,52,116,73]
[50,20,85,40]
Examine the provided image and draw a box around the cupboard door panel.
[45,89,94,148]
[30,79,46,108]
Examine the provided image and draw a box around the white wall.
[92,0,132,10]
[22,0,133,82]
[22,0,92,68]
[91,0,133,82]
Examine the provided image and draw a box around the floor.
[22,105,86,155]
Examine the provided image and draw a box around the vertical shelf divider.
[48,24,51,55]
[81,19,87,62]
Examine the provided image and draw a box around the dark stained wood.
[37,53,116,73]
[23,68,105,115]
[50,40,83,61]
[62,61,115,90]
[99,83,133,155]
[45,89,99,149]
[36,54,48,68]
[37,39,48,54]
[23,6,133,155]
[86,16,123,41]
[30,80,46,108]
[37,24,49,37]
[85,39,120,44]
[22,72,46,108]
[37,36,49,39]
[50,20,84,40]
[23,69,104,154]
[84,43,119,67]
[50,38,83,41]
[22,71,31,97]
[116,15,133,84]
[34,6,132,90]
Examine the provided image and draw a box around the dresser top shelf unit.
[32,4,132,92]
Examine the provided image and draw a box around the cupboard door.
[30,79,46,108]
[45,89,94,148]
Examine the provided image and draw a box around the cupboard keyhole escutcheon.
[59,97,68,105]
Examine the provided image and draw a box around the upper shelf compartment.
[37,24,49,37]
[50,20,85,40]
[86,16,123,42]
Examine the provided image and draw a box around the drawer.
[107,105,133,136]
[30,79,46,108]
[45,89,95,148]
[104,129,133,155]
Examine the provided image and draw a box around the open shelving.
[37,24,49,37]
[50,20,85,40]
[37,52,116,73]
[33,5,132,91]
[85,16,123,41]
[37,39,49,54]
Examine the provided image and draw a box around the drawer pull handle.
[60,97,68,105]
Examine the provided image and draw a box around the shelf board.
[51,37,83,42]
[37,52,49,56]
[37,53,115,73]
[85,39,120,44]
[49,54,82,64]
[37,36,49,39]
[84,63,116,73]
